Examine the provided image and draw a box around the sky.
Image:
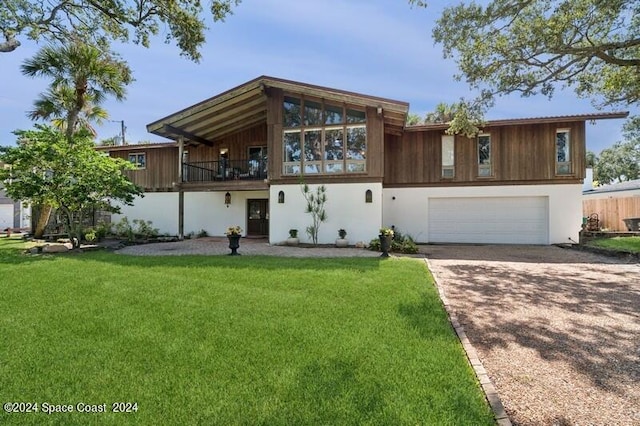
[0,0,636,153]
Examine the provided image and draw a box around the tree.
[21,41,132,237]
[0,0,240,61]
[410,0,639,133]
[593,141,640,184]
[424,102,455,124]
[28,86,109,137]
[0,125,143,248]
[301,183,327,246]
[425,100,487,138]
[21,41,132,140]
[593,118,640,184]
[406,113,422,126]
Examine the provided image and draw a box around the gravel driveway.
[426,245,640,426]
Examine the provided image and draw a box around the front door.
[247,199,269,236]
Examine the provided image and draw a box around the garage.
[428,197,549,244]
[0,204,14,230]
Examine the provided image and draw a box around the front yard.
[0,239,493,425]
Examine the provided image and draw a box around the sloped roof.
[405,112,629,131]
[583,179,640,195]
[147,76,410,145]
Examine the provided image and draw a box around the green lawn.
[587,236,640,254]
[0,238,494,425]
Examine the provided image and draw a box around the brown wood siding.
[366,106,384,178]
[108,124,267,191]
[385,121,586,186]
[583,196,640,231]
[110,147,178,191]
[266,87,284,181]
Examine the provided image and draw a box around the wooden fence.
[582,196,640,231]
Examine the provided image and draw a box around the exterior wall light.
[278,190,285,203]
[225,191,231,207]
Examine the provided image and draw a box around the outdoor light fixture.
[278,190,285,204]
[225,192,231,207]
[365,189,372,203]
[377,106,383,116]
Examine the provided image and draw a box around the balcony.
[182,159,267,183]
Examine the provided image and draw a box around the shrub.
[197,229,209,238]
[113,218,159,241]
[83,228,97,242]
[369,229,419,254]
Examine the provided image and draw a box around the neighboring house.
[0,162,31,231]
[98,76,627,245]
[583,179,640,231]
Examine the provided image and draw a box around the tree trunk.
[34,204,53,238]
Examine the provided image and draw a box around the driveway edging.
[424,258,512,426]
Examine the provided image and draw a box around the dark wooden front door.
[247,199,269,236]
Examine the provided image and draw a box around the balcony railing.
[183,159,267,183]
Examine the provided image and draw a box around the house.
[99,76,628,245]
[583,179,640,231]
[0,162,31,232]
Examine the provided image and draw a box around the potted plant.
[225,225,242,255]
[336,228,348,247]
[287,228,299,246]
[379,227,394,257]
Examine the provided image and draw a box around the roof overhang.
[405,111,630,132]
[146,76,410,145]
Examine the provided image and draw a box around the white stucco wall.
[270,183,382,245]
[184,190,269,236]
[383,184,583,245]
[112,190,269,236]
[112,193,179,235]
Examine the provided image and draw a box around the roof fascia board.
[405,112,630,132]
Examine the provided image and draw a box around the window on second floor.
[556,129,571,175]
[478,134,492,177]
[128,152,146,169]
[283,95,366,175]
[441,135,455,178]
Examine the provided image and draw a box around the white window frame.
[441,135,455,178]
[478,133,492,177]
[128,152,146,170]
[556,129,572,175]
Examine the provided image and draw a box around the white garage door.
[428,197,549,244]
[0,204,14,230]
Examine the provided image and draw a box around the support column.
[178,136,184,240]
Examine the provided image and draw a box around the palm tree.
[20,40,133,238]
[28,86,109,137]
[21,40,132,140]
[424,102,456,124]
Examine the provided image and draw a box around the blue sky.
[0,0,635,152]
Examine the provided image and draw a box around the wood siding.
[110,147,179,191]
[385,121,586,186]
[583,196,640,231]
[108,124,267,191]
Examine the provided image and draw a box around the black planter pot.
[227,235,241,255]
[379,234,392,257]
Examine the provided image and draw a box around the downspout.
[178,136,184,240]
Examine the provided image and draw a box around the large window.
[283,96,366,175]
[556,129,571,175]
[478,134,491,177]
[441,135,454,178]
